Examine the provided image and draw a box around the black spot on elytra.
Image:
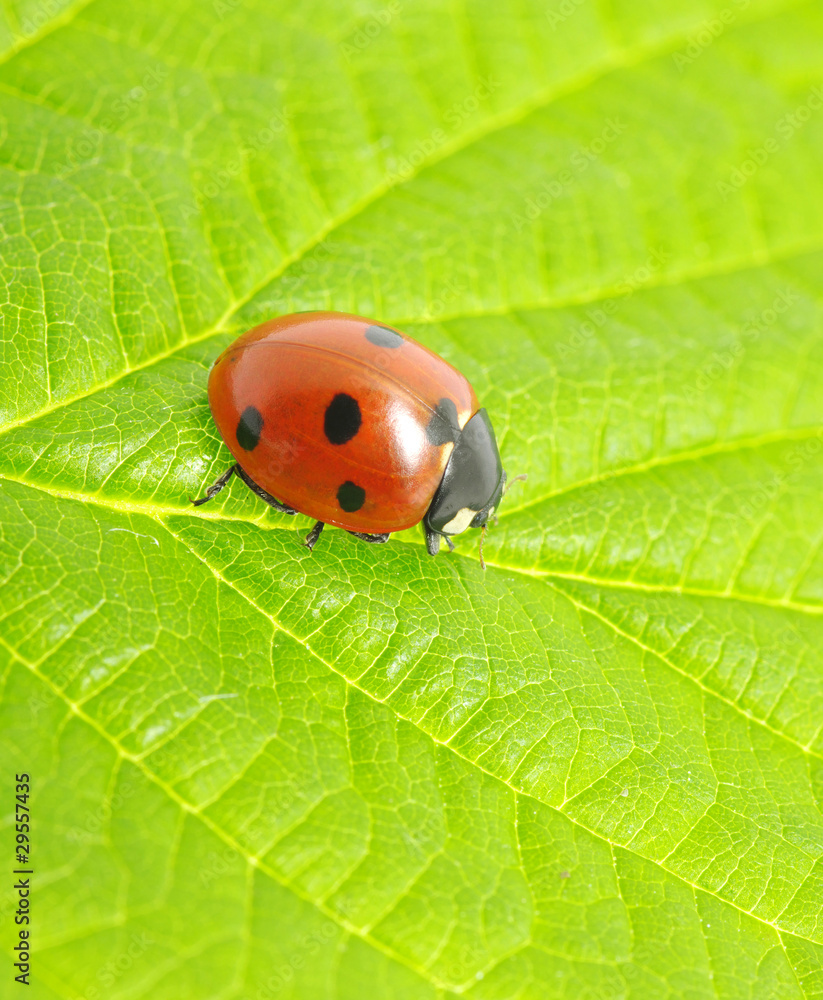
[365,325,403,348]
[236,406,264,450]
[324,393,362,445]
[337,481,366,512]
[426,398,461,446]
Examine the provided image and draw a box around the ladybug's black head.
[424,408,505,554]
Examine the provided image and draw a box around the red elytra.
[205,311,479,534]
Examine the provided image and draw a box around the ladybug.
[193,311,520,563]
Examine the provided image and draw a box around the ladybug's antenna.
[503,473,528,496]
[478,473,527,568]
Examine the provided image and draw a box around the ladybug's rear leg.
[191,464,237,506]
[347,531,391,544]
[234,465,299,515]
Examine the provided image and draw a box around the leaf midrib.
[5,413,823,607]
[4,464,823,618]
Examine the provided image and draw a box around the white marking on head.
[442,507,477,536]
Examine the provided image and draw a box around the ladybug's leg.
[347,531,391,544]
[304,521,324,551]
[425,527,453,555]
[234,465,299,515]
[191,464,237,506]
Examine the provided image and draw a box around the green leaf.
[2,0,823,997]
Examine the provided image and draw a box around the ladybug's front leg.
[424,527,454,555]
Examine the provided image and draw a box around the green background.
[2,0,823,996]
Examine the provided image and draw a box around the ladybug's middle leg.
[347,531,391,544]
[234,465,299,515]
[304,521,324,551]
